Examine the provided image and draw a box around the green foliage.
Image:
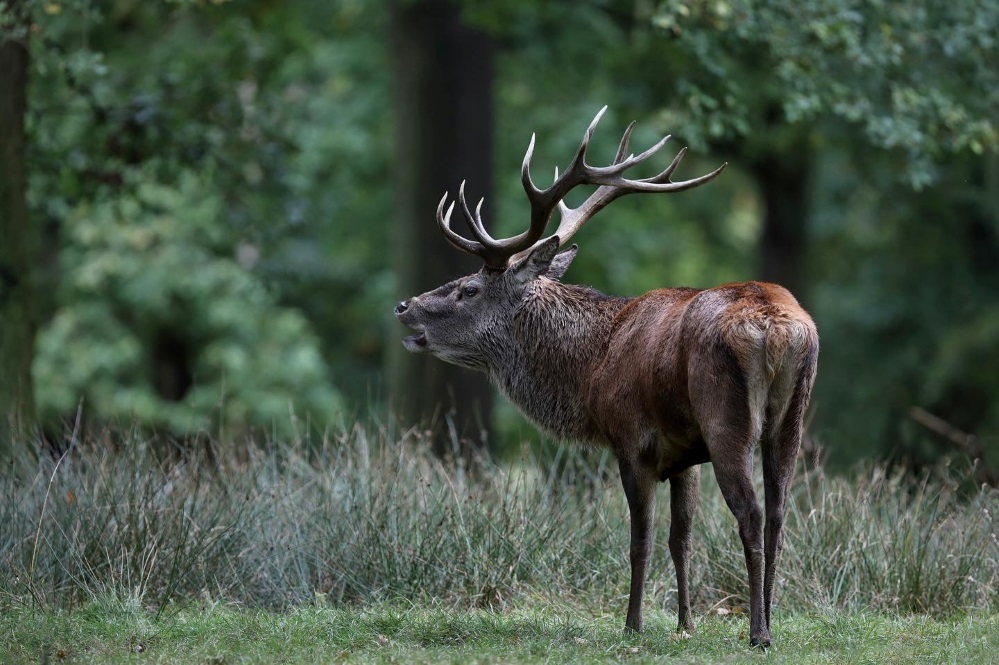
[808,153,999,462]
[34,170,344,434]
[25,0,390,433]
[650,0,999,186]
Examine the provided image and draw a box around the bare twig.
[908,406,977,453]
[909,405,996,486]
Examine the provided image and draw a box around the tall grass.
[2,424,997,618]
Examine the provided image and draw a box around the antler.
[437,106,727,270]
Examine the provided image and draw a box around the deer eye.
[462,285,479,297]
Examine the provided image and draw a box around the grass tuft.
[2,424,997,621]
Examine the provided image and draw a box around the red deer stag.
[395,107,818,647]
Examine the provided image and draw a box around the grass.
[1,423,998,661]
[3,602,998,664]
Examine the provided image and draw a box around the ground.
[3,603,997,664]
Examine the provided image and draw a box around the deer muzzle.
[395,299,429,352]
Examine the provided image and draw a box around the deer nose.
[395,300,410,315]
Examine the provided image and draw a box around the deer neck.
[490,279,630,442]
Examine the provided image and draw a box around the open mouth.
[403,332,428,351]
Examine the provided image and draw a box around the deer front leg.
[619,459,657,633]
[669,466,700,633]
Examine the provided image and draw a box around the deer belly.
[641,433,710,481]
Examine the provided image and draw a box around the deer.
[394,107,818,648]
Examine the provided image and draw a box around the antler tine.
[649,159,728,191]
[575,104,608,167]
[436,193,483,256]
[457,181,498,245]
[552,165,572,224]
[586,132,672,178]
[523,107,607,202]
[521,133,541,197]
[438,186,531,270]
[634,147,728,190]
[614,121,636,164]
[649,146,687,183]
[512,106,610,258]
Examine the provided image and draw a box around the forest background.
[2,0,998,472]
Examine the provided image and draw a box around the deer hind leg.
[693,345,769,647]
[710,441,768,647]
[690,341,770,647]
[618,458,658,633]
[762,355,816,634]
[669,466,700,633]
[761,419,798,637]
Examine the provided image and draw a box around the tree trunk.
[753,149,812,301]
[0,1,36,453]
[389,0,495,456]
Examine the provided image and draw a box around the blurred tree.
[389,0,495,455]
[0,0,37,451]
[811,151,999,467]
[33,172,344,437]
[22,0,355,440]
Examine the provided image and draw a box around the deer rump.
[583,281,817,479]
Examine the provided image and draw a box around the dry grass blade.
[28,400,83,582]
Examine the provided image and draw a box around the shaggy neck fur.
[488,279,631,442]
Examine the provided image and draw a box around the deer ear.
[508,236,560,286]
[545,244,577,281]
